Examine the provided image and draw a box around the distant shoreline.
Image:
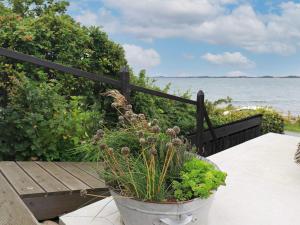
[151,76,300,79]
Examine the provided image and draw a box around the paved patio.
[60,133,300,225]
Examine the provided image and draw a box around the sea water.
[154,78,300,116]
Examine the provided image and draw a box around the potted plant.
[92,90,227,225]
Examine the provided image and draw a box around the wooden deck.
[0,161,107,222]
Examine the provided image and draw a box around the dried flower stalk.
[96,90,194,201]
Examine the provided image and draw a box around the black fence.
[188,115,262,156]
[0,48,262,156]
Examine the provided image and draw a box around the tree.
[0,0,127,103]
[0,0,127,160]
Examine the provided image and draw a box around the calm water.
[154,78,300,116]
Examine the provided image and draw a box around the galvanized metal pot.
[110,157,217,225]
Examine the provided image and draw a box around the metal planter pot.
[110,157,217,225]
[111,190,214,225]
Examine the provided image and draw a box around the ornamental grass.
[91,90,226,202]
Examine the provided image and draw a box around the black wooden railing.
[189,115,262,156]
[0,48,262,156]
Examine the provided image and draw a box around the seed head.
[166,128,176,137]
[172,138,182,146]
[152,119,159,125]
[92,129,105,143]
[118,116,124,121]
[138,114,145,120]
[99,143,107,150]
[131,117,138,123]
[121,147,130,155]
[137,131,144,138]
[151,125,161,134]
[150,147,157,156]
[147,136,157,144]
[126,104,132,110]
[173,126,180,134]
[96,129,104,137]
[139,138,146,145]
[125,111,133,118]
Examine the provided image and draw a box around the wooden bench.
[0,162,107,222]
[0,173,40,225]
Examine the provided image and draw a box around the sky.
[68,0,300,77]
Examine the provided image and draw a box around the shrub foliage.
[0,70,101,160]
[0,0,284,161]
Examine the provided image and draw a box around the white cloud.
[73,1,300,55]
[202,52,255,68]
[75,8,119,33]
[75,10,98,26]
[122,44,161,72]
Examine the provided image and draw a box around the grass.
[284,121,300,133]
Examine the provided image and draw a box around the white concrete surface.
[60,133,300,225]
[59,197,121,225]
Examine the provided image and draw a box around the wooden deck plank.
[0,173,39,225]
[36,162,89,190]
[56,162,105,189]
[17,161,69,193]
[72,162,104,179]
[0,162,44,196]
[23,189,109,221]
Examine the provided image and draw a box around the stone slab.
[59,197,122,225]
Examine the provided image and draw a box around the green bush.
[0,72,102,160]
[131,70,196,135]
[0,0,124,160]
[0,0,127,111]
[206,98,284,134]
[255,108,284,134]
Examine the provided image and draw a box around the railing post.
[119,66,131,101]
[196,90,205,155]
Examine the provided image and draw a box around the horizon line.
[150,75,300,78]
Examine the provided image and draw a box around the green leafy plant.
[172,158,227,201]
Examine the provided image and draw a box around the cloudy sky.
[68,0,300,77]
